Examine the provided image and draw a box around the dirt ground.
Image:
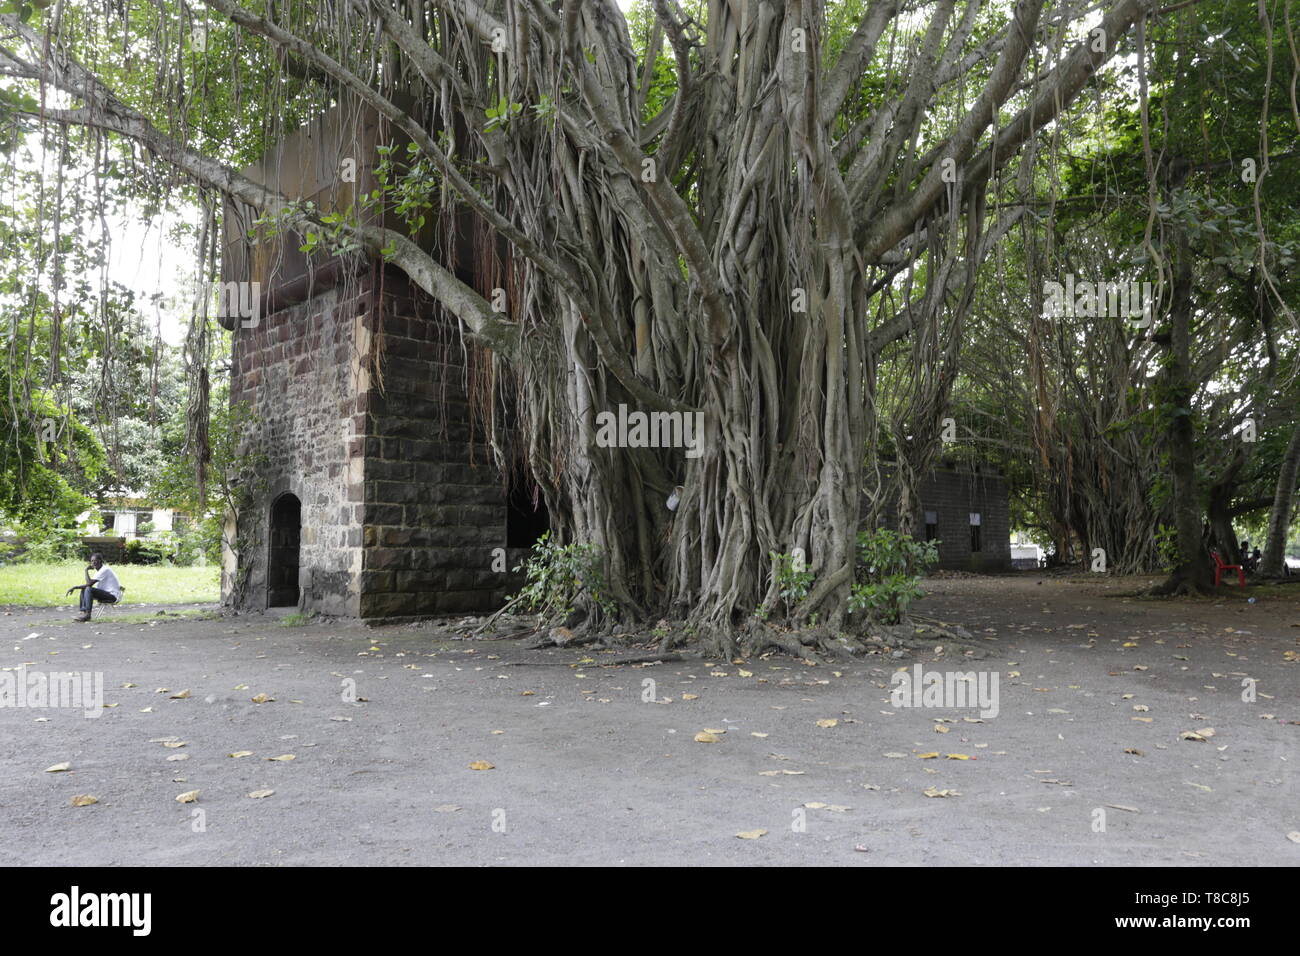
[1,573,1296,866]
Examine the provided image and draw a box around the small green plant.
[279,612,312,627]
[1155,523,1179,572]
[532,94,558,127]
[484,96,523,131]
[509,531,614,625]
[848,529,938,625]
[758,549,815,621]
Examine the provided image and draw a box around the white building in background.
[75,498,188,538]
[1009,533,1045,570]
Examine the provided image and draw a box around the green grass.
[0,560,220,607]
[278,612,312,627]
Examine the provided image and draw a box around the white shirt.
[93,566,122,600]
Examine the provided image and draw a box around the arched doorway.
[267,493,301,607]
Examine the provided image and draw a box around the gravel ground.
[1,574,1296,866]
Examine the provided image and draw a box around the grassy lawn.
[0,561,220,606]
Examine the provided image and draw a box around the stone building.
[219,101,543,618]
[873,463,1012,571]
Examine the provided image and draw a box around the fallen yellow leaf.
[175,790,200,803]
[70,794,98,807]
[468,760,495,770]
[735,829,767,839]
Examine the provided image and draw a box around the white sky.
[106,207,198,348]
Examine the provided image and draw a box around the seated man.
[66,553,122,622]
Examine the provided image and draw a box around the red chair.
[1210,551,1245,587]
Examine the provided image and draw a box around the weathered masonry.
[219,101,543,617]
[874,463,1012,571]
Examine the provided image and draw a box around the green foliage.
[0,372,105,527]
[170,525,210,567]
[509,531,614,625]
[1155,524,1180,572]
[849,529,938,625]
[484,96,523,131]
[757,549,815,621]
[279,612,312,627]
[124,537,171,565]
[14,524,86,563]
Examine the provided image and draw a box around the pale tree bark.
[1259,420,1300,577]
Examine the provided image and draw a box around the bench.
[1210,551,1245,588]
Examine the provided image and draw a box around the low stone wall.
[80,536,129,564]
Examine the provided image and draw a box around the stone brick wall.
[227,279,370,615]
[870,465,1011,571]
[358,271,510,617]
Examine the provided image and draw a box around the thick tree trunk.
[1153,227,1214,595]
[1206,449,1246,564]
[1259,420,1300,577]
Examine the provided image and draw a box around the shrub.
[848,529,939,625]
[16,525,86,563]
[124,537,171,565]
[509,531,614,626]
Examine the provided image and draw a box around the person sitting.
[66,553,122,622]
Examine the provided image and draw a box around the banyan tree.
[2,0,1220,642]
